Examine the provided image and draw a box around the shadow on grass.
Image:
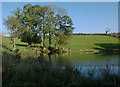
[93,43,120,54]
[15,43,41,48]
[15,44,28,47]
[2,45,12,52]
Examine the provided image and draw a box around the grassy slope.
[2,35,118,53]
[64,35,118,51]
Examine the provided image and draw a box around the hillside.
[64,35,119,51]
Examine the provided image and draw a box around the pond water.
[44,53,120,78]
[3,52,120,79]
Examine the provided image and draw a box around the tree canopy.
[4,4,75,51]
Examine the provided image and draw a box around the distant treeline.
[72,33,120,38]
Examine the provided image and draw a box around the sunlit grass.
[64,35,118,51]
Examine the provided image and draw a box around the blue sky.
[2,2,118,36]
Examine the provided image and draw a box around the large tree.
[46,10,55,49]
[4,16,21,51]
[39,6,52,49]
[5,4,75,50]
[13,4,42,46]
[47,5,64,49]
[53,14,74,49]
[58,15,74,48]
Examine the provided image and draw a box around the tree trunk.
[28,42,31,46]
[49,31,52,48]
[43,32,46,50]
[43,15,46,50]
[12,37,15,52]
[48,53,51,63]
[55,41,58,50]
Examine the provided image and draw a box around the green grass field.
[2,35,119,56]
[64,35,119,51]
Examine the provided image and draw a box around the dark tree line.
[4,4,74,52]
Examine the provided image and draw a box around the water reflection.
[44,53,119,78]
[3,52,120,77]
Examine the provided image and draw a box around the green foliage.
[3,16,22,51]
[41,48,50,53]
[58,35,69,45]
[53,14,74,49]
[56,48,63,54]
[3,16,21,37]
[17,4,42,45]
[4,4,74,50]
[21,31,42,45]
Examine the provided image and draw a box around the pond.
[44,53,120,78]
